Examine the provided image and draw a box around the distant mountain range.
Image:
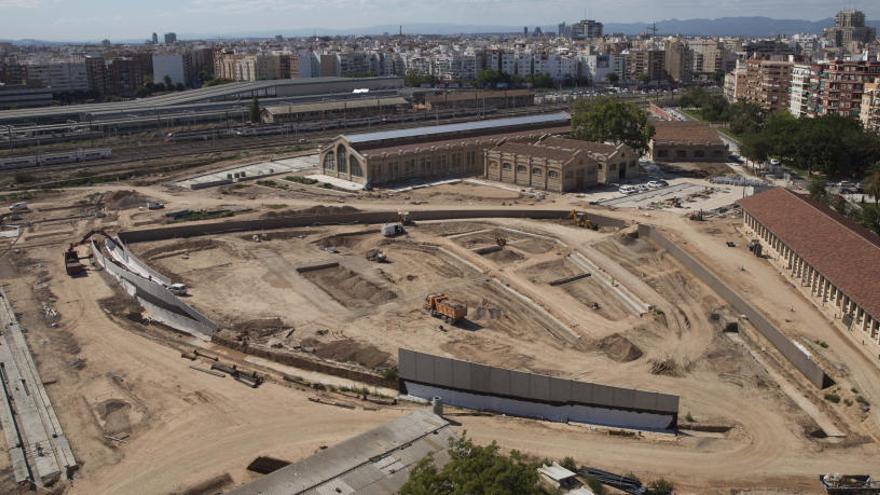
[2,16,880,44]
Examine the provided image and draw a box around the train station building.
[649,121,728,163]
[318,112,571,187]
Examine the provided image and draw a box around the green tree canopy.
[399,434,544,495]
[606,72,619,86]
[571,96,654,155]
[249,96,261,123]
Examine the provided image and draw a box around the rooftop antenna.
[399,25,403,37]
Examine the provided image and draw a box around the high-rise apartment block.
[571,19,603,40]
[744,57,793,112]
[823,10,876,47]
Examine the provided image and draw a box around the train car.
[0,148,112,170]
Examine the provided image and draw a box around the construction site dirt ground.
[2,182,880,494]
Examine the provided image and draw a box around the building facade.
[815,60,880,119]
[318,113,571,187]
[649,122,728,162]
[744,57,793,112]
[739,188,880,359]
[861,81,880,133]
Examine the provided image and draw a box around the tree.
[249,96,261,124]
[571,96,654,155]
[860,203,880,236]
[808,177,829,204]
[163,75,173,89]
[606,72,619,86]
[400,434,544,495]
[863,164,880,204]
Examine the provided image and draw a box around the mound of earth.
[302,338,390,369]
[597,333,643,362]
[106,190,155,210]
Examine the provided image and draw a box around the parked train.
[0,148,112,170]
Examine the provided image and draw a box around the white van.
[618,185,637,195]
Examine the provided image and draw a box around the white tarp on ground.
[92,241,214,339]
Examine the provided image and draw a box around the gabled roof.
[493,141,578,162]
[343,112,570,146]
[652,121,724,146]
[738,188,880,321]
[537,136,623,157]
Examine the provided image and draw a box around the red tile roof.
[738,188,880,321]
[538,137,620,156]
[652,121,724,146]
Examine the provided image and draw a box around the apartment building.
[689,39,736,77]
[624,48,665,82]
[665,39,693,83]
[571,19,603,40]
[744,57,793,112]
[814,60,880,119]
[789,64,819,117]
[860,81,880,133]
[723,65,747,102]
[824,10,877,48]
[26,62,89,93]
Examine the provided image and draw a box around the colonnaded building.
[739,188,880,359]
[318,112,571,187]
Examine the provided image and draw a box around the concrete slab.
[304,175,365,191]
[177,154,319,189]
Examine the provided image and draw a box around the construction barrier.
[637,224,832,388]
[399,348,679,431]
[117,209,626,244]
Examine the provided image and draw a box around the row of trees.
[678,87,765,135]
[571,96,654,155]
[740,113,880,179]
[400,434,674,495]
[808,166,880,236]
[679,88,880,180]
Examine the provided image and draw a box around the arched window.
[548,170,560,178]
[502,162,513,170]
[336,144,348,173]
[516,165,527,173]
[350,157,364,177]
[532,168,543,176]
[323,151,336,170]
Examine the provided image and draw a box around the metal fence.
[399,349,679,430]
[637,224,831,388]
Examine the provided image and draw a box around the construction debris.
[190,366,226,378]
[211,362,264,388]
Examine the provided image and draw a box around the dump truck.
[382,223,406,237]
[424,293,467,324]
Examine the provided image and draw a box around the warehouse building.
[319,112,570,187]
[649,121,728,162]
[261,96,409,124]
[739,188,880,358]
[419,89,535,110]
[227,411,456,495]
[484,137,638,192]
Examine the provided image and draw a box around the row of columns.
[744,212,880,346]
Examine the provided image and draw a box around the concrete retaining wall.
[105,237,171,286]
[637,224,832,389]
[92,241,217,339]
[399,349,678,430]
[117,210,626,244]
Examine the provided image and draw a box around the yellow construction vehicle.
[424,293,467,325]
[569,209,596,229]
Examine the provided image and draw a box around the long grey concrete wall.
[92,241,217,338]
[637,224,831,389]
[105,237,172,286]
[399,349,678,430]
[117,209,626,244]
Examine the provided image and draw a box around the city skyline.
[1,0,880,41]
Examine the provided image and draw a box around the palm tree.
[864,164,880,204]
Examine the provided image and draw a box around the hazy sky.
[1,0,879,41]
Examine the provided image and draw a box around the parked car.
[647,180,669,189]
[618,185,637,195]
